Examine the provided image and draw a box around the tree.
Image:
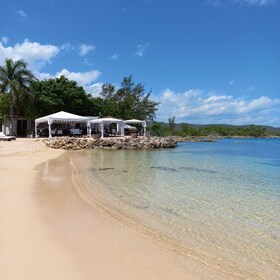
[0,58,37,118]
[98,76,159,120]
[147,122,166,136]
[31,76,99,118]
[0,92,10,121]
[168,116,176,133]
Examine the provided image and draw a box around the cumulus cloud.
[135,43,149,57]
[36,69,102,95]
[156,88,280,126]
[0,39,59,72]
[55,69,101,86]
[79,44,95,56]
[36,72,52,80]
[86,83,103,96]
[16,10,27,18]
[0,39,102,95]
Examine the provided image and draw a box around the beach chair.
[0,132,16,141]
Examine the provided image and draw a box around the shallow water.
[71,138,280,280]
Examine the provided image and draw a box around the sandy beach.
[0,138,217,280]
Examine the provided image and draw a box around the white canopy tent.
[35,111,89,138]
[125,119,147,136]
[90,117,125,138]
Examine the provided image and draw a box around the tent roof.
[90,117,124,124]
[35,111,88,124]
[125,119,146,127]
[125,119,144,123]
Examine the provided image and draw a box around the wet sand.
[0,138,210,280]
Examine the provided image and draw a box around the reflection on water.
[71,139,280,280]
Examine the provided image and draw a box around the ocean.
[70,138,280,280]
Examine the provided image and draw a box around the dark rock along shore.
[42,136,178,150]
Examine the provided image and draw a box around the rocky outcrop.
[42,136,177,150]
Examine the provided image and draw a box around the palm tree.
[0,58,37,118]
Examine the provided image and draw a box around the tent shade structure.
[90,117,125,138]
[125,119,147,136]
[35,111,89,138]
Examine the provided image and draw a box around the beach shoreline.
[0,138,200,280]
[1,138,275,280]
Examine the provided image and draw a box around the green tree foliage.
[0,58,37,118]
[147,122,167,136]
[147,120,270,137]
[168,116,176,132]
[30,76,99,118]
[0,92,11,121]
[98,76,159,120]
[235,125,267,137]
[177,124,201,136]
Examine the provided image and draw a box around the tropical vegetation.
[0,58,37,120]
[0,58,279,137]
[30,76,98,118]
[148,118,280,137]
[0,59,158,122]
[98,76,159,121]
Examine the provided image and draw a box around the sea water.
[71,138,280,280]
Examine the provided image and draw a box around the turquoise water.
[71,138,280,280]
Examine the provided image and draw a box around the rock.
[42,136,177,151]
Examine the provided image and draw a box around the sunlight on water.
[71,138,280,280]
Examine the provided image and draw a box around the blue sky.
[1,0,279,126]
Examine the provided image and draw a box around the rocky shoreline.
[42,136,178,150]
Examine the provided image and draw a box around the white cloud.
[55,69,101,86]
[0,39,102,95]
[61,42,76,52]
[238,0,276,5]
[110,54,119,60]
[0,39,60,72]
[135,43,149,57]
[87,83,103,96]
[37,69,102,95]
[37,72,52,80]
[16,10,27,18]
[206,0,277,6]
[83,58,92,66]
[156,88,280,126]
[205,0,224,6]
[79,44,95,56]
[162,89,178,102]
[1,36,9,45]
